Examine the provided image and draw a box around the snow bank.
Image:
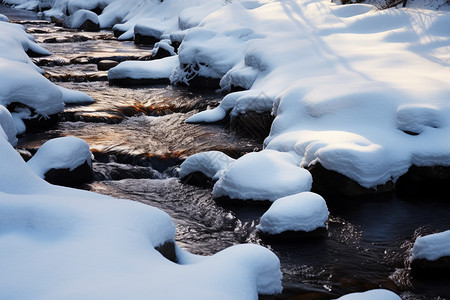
[0,119,282,300]
[213,150,312,202]
[0,13,9,22]
[335,289,401,300]
[411,230,450,261]
[108,55,179,81]
[67,9,99,30]
[59,86,95,104]
[27,136,92,178]
[257,192,329,235]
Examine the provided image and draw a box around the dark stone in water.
[17,148,33,162]
[185,75,221,90]
[26,48,50,58]
[77,19,99,32]
[108,77,170,86]
[44,160,93,187]
[134,33,159,46]
[411,256,450,278]
[180,171,215,187]
[258,227,328,242]
[308,163,395,197]
[214,196,273,208]
[396,165,450,196]
[97,59,119,71]
[155,241,177,263]
[152,47,173,60]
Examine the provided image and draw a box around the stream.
[3,5,450,299]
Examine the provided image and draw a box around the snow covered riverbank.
[10,0,449,195]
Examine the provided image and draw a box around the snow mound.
[335,289,401,300]
[0,14,9,22]
[179,151,235,180]
[213,150,312,202]
[59,86,95,104]
[411,230,450,261]
[108,55,179,81]
[67,9,99,29]
[27,136,92,178]
[257,192,329,234]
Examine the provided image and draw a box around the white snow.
[0,123,282,300]
[108,55,179,81]
[27,136,92,178]
[410,230,450,261]
[59,86,95,104]
[257,192,329,235]
[0,105,17,147]
[67,9,99,29]
[179,150,236,180]
[335,289,401,300]
[213,150,312,202]
[0,13,9,22]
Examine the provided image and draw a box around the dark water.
[5,6,450,299]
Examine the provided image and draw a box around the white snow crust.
[179,150,236,180]
[411,230,450,261]
[68,9,99,29]
[0,105,17,147]
[257,192,329,234]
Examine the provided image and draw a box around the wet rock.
[50,16,64,27]
[109,77,170,86]
[308,163,395,196]
[410,256,450,278]
[134,33,160,45]
[16,148,33,162]
[258,227,328,242]
[152,45,173,60]
[155,241,177,263]
[396,165,450,196]
[134,22,163,45]
[180,171,215,187]
[44,160,93,187]
[97,59,119,71]
[230,111,274,141]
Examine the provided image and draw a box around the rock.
[410,256,450,277]
[396,165,450,196]
[258,227,328,242]
[109,77,170,86]
[97,59,119,71]
[230,111,274,141]
[308,163,395,197]
[134,21,164,45]
[155,241,177,263]
[44,160,93,187]
[67,10,100,32]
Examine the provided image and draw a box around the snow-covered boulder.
[67,9,100,31]
[27,136,93,187]
[179,151,235,186]
[213,150,312,202]
[108,55,179,86]
[134,18,166,45]
[335,289,401,300]
[257,192,329,240]
[410,230,450,276]
[59,86,95,105]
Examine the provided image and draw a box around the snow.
[108,55,179,81]
[257,192,329,235]
[67,9,99,29]
[410,230,450,261]
[213,150,312,202]
[335,289,401,300]
[27,136,92,178]
[179,150,236,180]
[0,13,9,22]
[59,86,95,104]
[0,123,282,300]
[0,105,17,147]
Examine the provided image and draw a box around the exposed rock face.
[44,160,93,187]
[308,163,395,197]
[410,256,450,277]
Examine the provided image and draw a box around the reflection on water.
[7,7,450,299]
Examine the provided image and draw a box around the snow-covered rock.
[27,136,93,186]
[335,289,401,300]
[213,150,312,202]
[108,55,179,86]
[67,9,100,31]
[179,151,236,185]
[410,230,450,275]
[0,14,9,22]
[59,86,95,104]
[257,192,329,237]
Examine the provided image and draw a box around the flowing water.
[3,6,450,299]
